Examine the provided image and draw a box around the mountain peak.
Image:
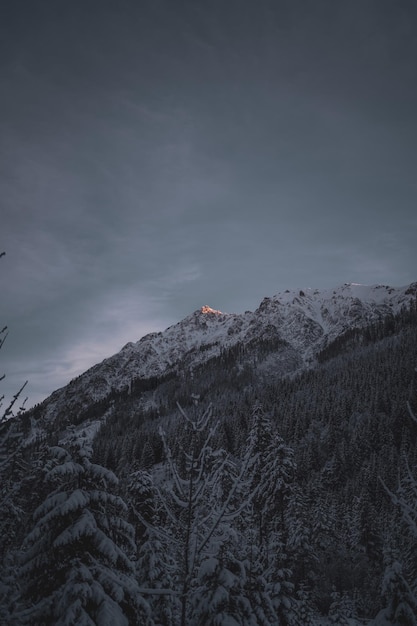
[200,305,222,315]
[37,280,416,425]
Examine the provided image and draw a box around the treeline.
[1,302,416,623]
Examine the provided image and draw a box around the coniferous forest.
[1,295,417,625]
[2,0,417,621]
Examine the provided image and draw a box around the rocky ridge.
[36,281,416,426]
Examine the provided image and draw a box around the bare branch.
[1,380,28,423]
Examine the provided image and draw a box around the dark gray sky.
[1,0,416,407]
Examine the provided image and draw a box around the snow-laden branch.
[379,467,417,539]
[131,505,179,546]
[159,425,187,501]
[137,586,180,596]
[156,489,188,532]
[197,444,255,557]
[176,402,213,433]
[407,401,417,425]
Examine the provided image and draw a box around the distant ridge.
[33,281,416,426]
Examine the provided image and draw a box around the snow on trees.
[242,402,297,624]
[172,400,300,625]
[16,443,152,626]
[129,469,179,625]
[192,538,253,626]
[157,403,249,626]
[136,526,179,626]
[376,398,417,625]
[136,402,258,626]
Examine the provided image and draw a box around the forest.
[0,299,416,625]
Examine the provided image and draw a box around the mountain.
[2,280,417,624]
[32,281,416,431]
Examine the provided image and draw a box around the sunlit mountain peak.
[200,305,222,315]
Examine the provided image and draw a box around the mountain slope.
[33,281,416,428]
[3,280,417,624]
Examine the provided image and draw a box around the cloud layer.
[1,0,416,406]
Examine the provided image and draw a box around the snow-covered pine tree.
[191,529,253,626]
[378,460,417,624]
[291,585,315,626]
[127,468,156,543]
[378,559,417,626]
[245,402,296,553]
[136,526,178,626]
[157,403,218,626]
[0,436,48,623]
[190,450,255,626]
[129,469,179,625]
[16,443,152,626]
[243,403,297,623]
[244,527,282,626]
[284,485,313,587]
[375,392,417,625]
[155,402,254,626]
[328,589,356,625]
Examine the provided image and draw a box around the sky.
[1,0,416,409]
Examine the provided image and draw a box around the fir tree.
[192,531,253,626]
[243,403,297,624]
[136,526,178,626]
[143,402,254,626]
[328,589,355,625]
[16,443,151,625]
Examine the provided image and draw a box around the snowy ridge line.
[37,281,416,422]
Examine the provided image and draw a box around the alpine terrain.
[1,282,416,625]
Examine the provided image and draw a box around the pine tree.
[243,403,297,624]
[376,395,417,624]
[291,585,315,626]
[192,530,253,626]
[136,527,178,626]
[189,438,255,625]
[244,527,281,625]
[379,460,417,624]
[245,403,295,551]
[380,560,417,626]
[129,470,179,625]
[144,402,254,626]
[127,469,156,543]
[285,485,313,587]
[16,443,151,625]
[328,589,355,625]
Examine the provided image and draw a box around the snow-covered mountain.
[8,281,417,624]
[38,281,416,425]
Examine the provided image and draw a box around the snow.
[59,489,89,515]
[308,617,368,626]
[94,597,128,626]
[198,556,218,577]
[59,417,104,448]
[53,509,97,547]
[49,461,84,481]
[368,611,393,626]
[35,280,417,429]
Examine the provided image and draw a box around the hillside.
[25,281,417,434]
[1,281,416,625]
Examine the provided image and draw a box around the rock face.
[36,281,416,426]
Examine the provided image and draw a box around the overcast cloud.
[1,0,416,407]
